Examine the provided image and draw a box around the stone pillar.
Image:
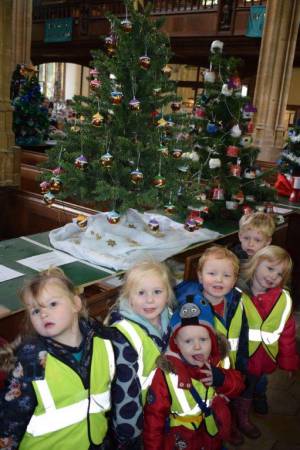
[253,0,300,162]
[11,0,33,70]
[0,0,20,187]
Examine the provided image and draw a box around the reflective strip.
[104,339,115,380]
[169,373,203,416]
[228,338,239,351]
[249,291,292,345]
[37,379,55,410]
[27,387,110,436]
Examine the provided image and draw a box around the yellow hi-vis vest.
[214,292,244,369]
[113,319,160,405]
[242,289,292,362]
[165,372,218,436]
[19,337,115,450]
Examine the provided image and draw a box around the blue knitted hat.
[170,294,215,336]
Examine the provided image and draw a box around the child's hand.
[200,362,213,386]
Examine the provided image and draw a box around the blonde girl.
[233,246,299,441]
[107,259,175,450]
[0,267,115,450]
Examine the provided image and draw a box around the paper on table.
[0,265,24,283]
[17,251,76,271]
[273,206,292,215]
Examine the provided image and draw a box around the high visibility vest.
[165,372,218,436]
[19,337,115,450]
[242,289,292,362]
[214,293,244,368]
[113,319,160,405]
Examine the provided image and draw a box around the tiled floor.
[227,309,300,450]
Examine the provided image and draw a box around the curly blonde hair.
[239,212,276,239]
[240,245,292,286]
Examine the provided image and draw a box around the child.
[175,245,248,372]
[232,211,276,261]
[0,267,115,450]
[143,294,245,450]
[234,245,299,439]
[107,260,174,450]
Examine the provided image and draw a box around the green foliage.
[278,124,300,175]
[12,70,49,146]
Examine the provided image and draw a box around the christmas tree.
[41,2,274,224]
[275,122,300,202]
[12,64,50,146]
[188,39,275,219]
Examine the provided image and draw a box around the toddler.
[0,267,115,450]
[143,294,245,450]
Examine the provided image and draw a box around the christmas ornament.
[153,87,161,96]
[247,120,254,134]
[184,218,197,232]
[148,218,159,231]
[242,103,257,119]
[226,145,239,157]
[240,135,252,148]
[20,63,38,79]
[212,187,224,200]
[75,155,88,170]
[194,107,206,119]
[50,176,62,193]
[209,158,221,169]
[232,191,244,204]
[40,180,50,194]
[225,200,238,210]
[130,169,144,184]
[230,124,242,138]
[182,151,199,162]
[244,167,257,179]
[76,214,88,229]
[107,210,120,224]
[43,191,55,205]
[129,97,141,111]
[157,117,167,128]
[187,207,204,228]
[228,76,241,90]
[161,65,172,77]
[139,55,151,69]
[111,91,123,104]
[245,195,255,203]
[204,70,216,83]
[221,83,233,96]
[210,40,224,53]
[100,152,113,167]
[171,102,181,112]
[230,159,241,177]
[158,145,169,157]
[52,166,64,176]
[172,148,183,159]
[164,202,176,214]
[152,174,166,188]
[79,115,85,123]
[121,19,132,32]
[71,125,80,133]
[105,35,117,55]
[90,79,101,90]
[92,112,104,126]
[207,122,218,134]
[89,68,99,77]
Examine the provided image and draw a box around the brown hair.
[20,266,87,334]
[241,245,292,286]
[119,259,175,307]
[197,245,240,279]
[239,212,276,239]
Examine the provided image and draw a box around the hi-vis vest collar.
[26,339,115,437]
[243,289,292,360]
[114,319,160,400]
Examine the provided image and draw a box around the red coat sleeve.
[215,368,245,398]
[143,368,171,450]
[277,314,300,371]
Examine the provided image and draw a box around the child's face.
[175,325,212,368]
[239,228,271,257]
[252,259,286,293]
[198,257,236,305]
[129,272,168,326]
[24,280,82,346]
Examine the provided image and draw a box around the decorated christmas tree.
[189,39,275,219]
[12,64,50,146]
[275,122,300,202]
[41,2,274,225]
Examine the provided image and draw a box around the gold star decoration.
[107,239,117,247]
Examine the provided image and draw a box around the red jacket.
[143,353,244,450]
[247,287,299,376]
